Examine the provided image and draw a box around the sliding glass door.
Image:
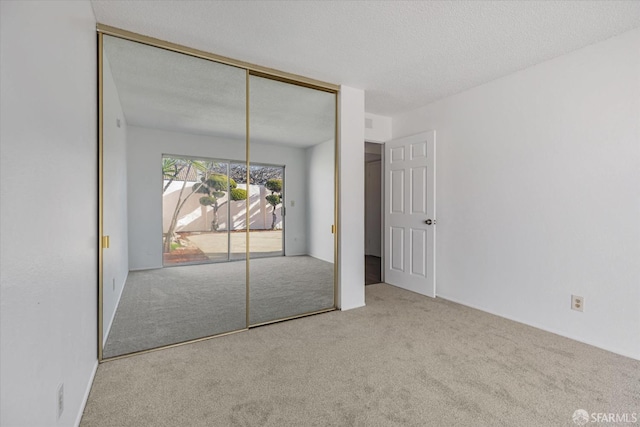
[229,161,249,260]
[162,157,255,265]
[247,164,285,259]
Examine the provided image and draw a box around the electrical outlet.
[571,295,584,312]
[57,383,64,419]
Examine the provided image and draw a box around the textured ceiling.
[103,35,335,146]
[92,1,640,116]
[104,35,245,141]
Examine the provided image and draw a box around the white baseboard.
[437,293,640,361]
[74,360,98,427]
[307,253,334,264]
[129,265,162,271]
[339,301,366,311]
[103,271,128,347]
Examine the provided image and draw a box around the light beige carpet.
[83,283,640,426]
[103,256,334,358]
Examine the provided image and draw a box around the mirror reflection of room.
[248,75,336,326]
[101,35,247,358]
[161,158,285,265]
[101,34,336,359]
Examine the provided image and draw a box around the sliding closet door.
[100,34,247,358]
[248,75,336,325]
[100,26,341,360]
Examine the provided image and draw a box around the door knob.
[424,219,435,225]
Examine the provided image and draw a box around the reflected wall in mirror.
[100,29,337,360]
[101,34,247,358]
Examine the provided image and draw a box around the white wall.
[127,125,307,269]
[102,54,129,344]
[0,2,98,426]
[306,139,335,263]
[338,86,366,310]
[393,29,640,360]
[365,112,392,143]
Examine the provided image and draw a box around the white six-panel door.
[384,131,436,297]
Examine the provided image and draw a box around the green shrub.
[230,188,247,201]
[265,179,282,193]
[199,196,216,206]
[266,194,281,207]
[195,173,237,193]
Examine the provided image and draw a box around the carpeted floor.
[85,283,640,426]
[103,256,334,358]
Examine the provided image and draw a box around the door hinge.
[102,235,110,249]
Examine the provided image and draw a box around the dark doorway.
[364,142,383,285]
[365,255,381,285]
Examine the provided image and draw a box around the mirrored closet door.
[248,75,336,325]
[99,27,337,361]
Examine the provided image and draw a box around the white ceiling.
[103,35,335,146]
[92,1,640,117]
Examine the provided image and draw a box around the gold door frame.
[97,24,340,362]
